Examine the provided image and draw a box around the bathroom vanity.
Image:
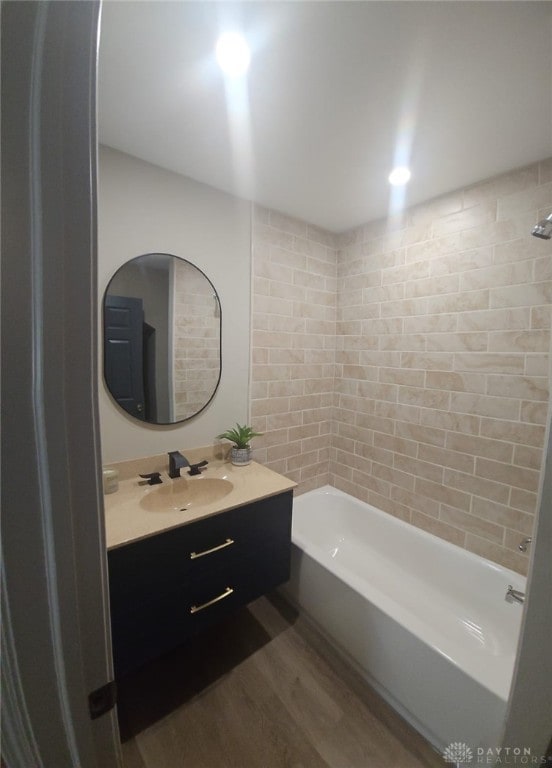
[104,457,295,677]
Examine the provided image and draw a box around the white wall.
[98,146,251,463]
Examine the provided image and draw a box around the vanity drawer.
[109,490,293,675]
[111,541,290,676]
[108,491,292,611]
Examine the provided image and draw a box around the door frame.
[1,2,121,766]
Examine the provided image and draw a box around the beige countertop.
[104,458,296,550]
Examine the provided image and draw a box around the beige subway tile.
[379,368,426,387]
[405,233,462,264]
[266,380,303,397]
[410,511,467,547]
[460,213,536,250]
[439,505,504,544]
[366,317,404,335]
[251,397,290,417]
[475,457,540,492]
[509,487,538,514]
[480,418,546,447]
[306,224,337,249]
[252,330,292,348]
[497,181,552,221]
[427,333,488,352]
[355,441,394,468]
[513,444,543,470]
[433,201,497,237]
[525,355,549,377]
[255,428,291,450]
[253,256,293,283]
[490,281,552,309]
[359,249,404,272]
[372,463,416,491]
[425,289,489,315]
[390,486,440,517]
[421,409,480,435]
[418,444,474,474]
[401,351,454,370]
[398,386,451,410]
[253,348,269,364]
[295,269,327,291]
[375,432,418,457]
[266,411,302,430]
[271,281,305,302]
[429,247,493,277]
[488,330,550,354]
[520,400,549,425]
[374,400,421,424]
[395,422,446,447]
[266,440,303,462]
[446,432,513,463]
[444,468,510,504]
[379,334,426,351]
[471,496,535,535]
[404,314,457,334]
[251,381,268,399]
[252,364,291,382]
[270,315,306,333]
[394,455,444,484]
[405,274,459,299]
[494,235,552,264]
[269,348,305,364]
[363,284,405,304]
[450,392,520,419]
[486,374,548,402]
[464,535,528,575]
[426,370,486,394]
[368,491,411,523]
[413,479,466,512]
[300,462,330,483]
[358,350,401,367]
[457,307,531,332]
[381,297,428,318]
[381,260,429,285]
[352,469,391,498]
[454,352,524,373]
[534,255,552,282]
[460,260,533,293]
[291,449,323,470]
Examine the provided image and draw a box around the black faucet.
[168,451,190,478]
[168,452,209,478]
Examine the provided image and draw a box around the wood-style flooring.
[117,594,444,768]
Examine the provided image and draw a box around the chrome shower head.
[531,213,552,240]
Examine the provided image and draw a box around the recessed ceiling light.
[388,167,411,186]
[215,32,251,77]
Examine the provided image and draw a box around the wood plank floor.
[117,594,444,768]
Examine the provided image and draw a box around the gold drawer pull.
[190,538,234,560]
[190,587,234,614]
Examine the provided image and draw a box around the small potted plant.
[216,423,263,466]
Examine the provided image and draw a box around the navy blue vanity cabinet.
[108,490,293,677]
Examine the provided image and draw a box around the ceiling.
[98,1,552,233]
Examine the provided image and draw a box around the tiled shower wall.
[250,206,337,490]
[251,159,552,574]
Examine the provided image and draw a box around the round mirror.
[103,253,221,424]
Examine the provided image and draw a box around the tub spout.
[505,585,525,604]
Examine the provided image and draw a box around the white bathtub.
[282,485,526,752]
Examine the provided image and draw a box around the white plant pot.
[231,446,251,466]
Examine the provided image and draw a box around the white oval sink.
[140,477,233,512]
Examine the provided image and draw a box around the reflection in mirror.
[103,253,221,424]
